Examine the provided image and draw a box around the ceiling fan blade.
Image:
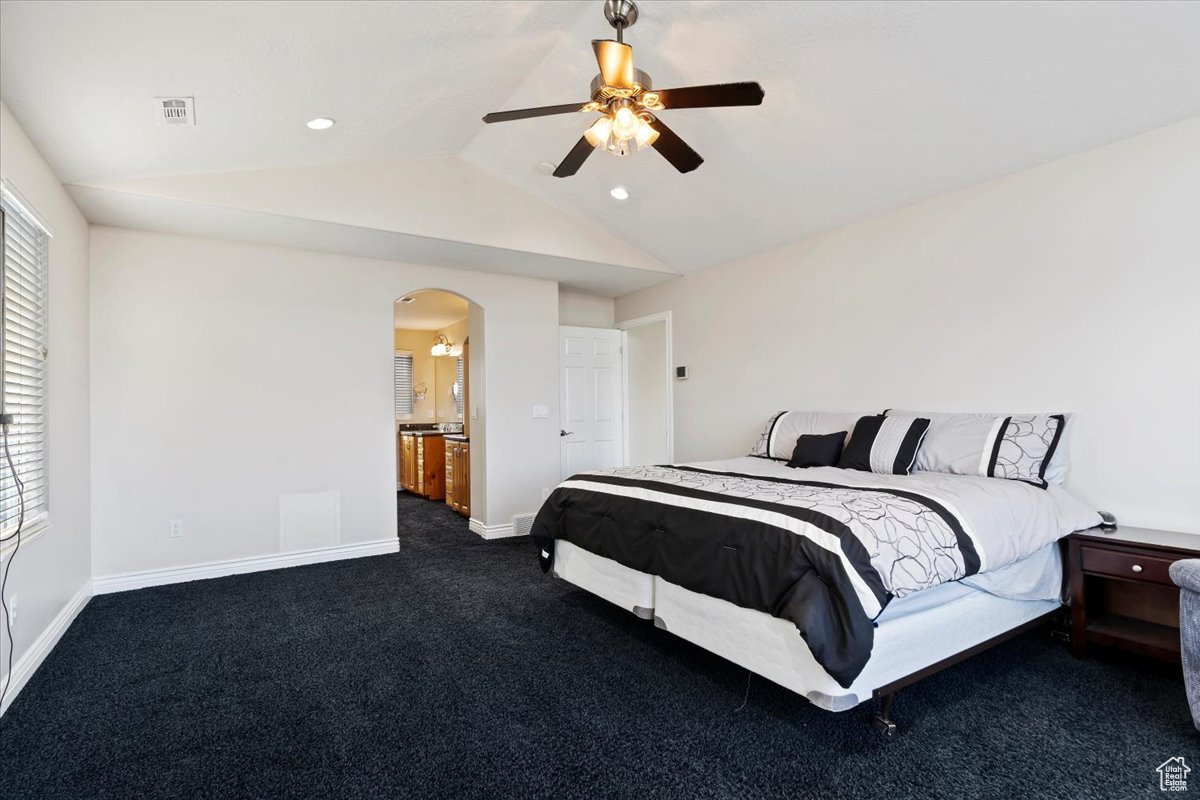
[592,39,634,89]
[648,118,703,174]
[482,102,589,124]
[653,82,765,110]
[553,136,595,178]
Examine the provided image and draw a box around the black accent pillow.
[838,415,931,476]
[787,432,847,469]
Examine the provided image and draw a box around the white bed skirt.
[552,540,1060,711]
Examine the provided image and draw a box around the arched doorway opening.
[392,289,483,532]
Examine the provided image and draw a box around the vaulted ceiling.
[2,0,1197,295]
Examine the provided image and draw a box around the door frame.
[616,311,674,465]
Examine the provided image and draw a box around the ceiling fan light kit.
[481,0,764,177]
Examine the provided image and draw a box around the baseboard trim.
[1,581,92,716]
[469,518,522,540]
[92,538,400,595]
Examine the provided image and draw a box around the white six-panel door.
[559,326,624,480]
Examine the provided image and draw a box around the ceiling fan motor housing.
[604,0,639,32]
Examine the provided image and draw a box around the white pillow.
[748,411,865,461]
[885,409,1071,486]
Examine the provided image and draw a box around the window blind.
[455,356,465,417]
[1,191,50,535]
[394,351,414,419]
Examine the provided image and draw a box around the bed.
[532,443,1101,734]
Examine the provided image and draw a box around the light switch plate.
[532,404,549,419]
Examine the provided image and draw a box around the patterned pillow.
[838,415,931,476]
[749,411,863,460]
[884,410,1067,488]
[987,415,1066,487]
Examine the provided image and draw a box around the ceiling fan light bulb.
[612,106,639,140]
[634,118,659,149]
[584,116,613,148]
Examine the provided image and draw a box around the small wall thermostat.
[675,366,688,380]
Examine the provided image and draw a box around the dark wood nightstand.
[1067,526,1199,661]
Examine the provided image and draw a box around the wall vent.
[154,97,195,126]
[512,513,536,538]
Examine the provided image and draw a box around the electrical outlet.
[169,519,184,538]
[6,594,16,628]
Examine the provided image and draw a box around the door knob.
[560,430,574,437]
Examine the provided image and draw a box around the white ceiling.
[2,0,1197,294]
[394,290,469,331]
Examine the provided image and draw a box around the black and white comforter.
[531,457,1099,688]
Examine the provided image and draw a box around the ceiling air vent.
[153,97,195,126]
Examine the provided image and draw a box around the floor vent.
[154,97,195,126]
[512,513,536,538]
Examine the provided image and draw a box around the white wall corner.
[0,581,92,716]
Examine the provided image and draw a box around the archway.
[392,289,484,532]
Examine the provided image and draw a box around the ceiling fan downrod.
[604,0,639,44]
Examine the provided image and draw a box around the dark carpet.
[1,493,1194,799]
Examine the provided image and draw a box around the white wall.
[617,118,1200,533]
[90,227,560,577]
[558,290,615,328]
[0,102,91,705]
[626,321,670,466]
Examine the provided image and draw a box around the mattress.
[553,541,1062,711]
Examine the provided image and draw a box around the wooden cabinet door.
[444,444,456,510]
[400,431,410,489]
[422,436,445,501]
[452,444,463,513]
[401,435,416,492]
[457,444,470,516]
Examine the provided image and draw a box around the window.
[1,188,50,536]
[394,350,414,420]
[455,356,464,417]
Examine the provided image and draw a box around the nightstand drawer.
[1079,545,1177,585]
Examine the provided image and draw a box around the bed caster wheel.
[871,693,897,737]
[871,715,897,737]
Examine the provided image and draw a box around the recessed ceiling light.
[610,186,630,200]
[306,117,335,130]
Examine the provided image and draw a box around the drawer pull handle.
[1131,564,1144,573]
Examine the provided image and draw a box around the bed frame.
[867,539,1071,735]
[866,609,1060,735]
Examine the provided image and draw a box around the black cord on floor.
[734,670,751,712]
[0,422,26,712]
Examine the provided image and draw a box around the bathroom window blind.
[455,357,464,417]
[394,351,414,419]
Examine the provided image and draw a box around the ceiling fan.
[481,0,764,177]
